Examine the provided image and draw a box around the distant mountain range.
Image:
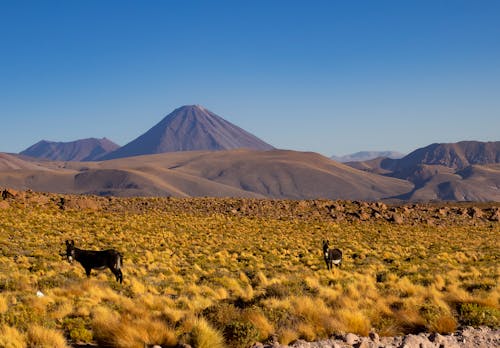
[346,141,500,201]
[331,151,404,163]
[20,138,119,161]
[5,105,500,202]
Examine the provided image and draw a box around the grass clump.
[0,324,26,348]
[189,318,225,348]
[27,324,70,348]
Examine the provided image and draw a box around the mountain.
[20,138,120,162]
[102,105,274,160]
[0,150,412,200]
[331,151,404,163]
[392,141,500,173]
[345,141,500,201]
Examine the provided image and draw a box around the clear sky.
[1,1,499,157]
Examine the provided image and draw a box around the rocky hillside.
[346,141,500,201]
[2,188,498,225]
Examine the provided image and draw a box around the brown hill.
[345,141,500,201]
[0,150,412,200]
[0,153,53,171]
[20,138,120,161]
[401,164,500,201]
[102,105,274,160]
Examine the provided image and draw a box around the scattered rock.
[344,333,359,345]
[468,207,483,219]
[489,208,500,222]
[255,327,499,348]
[389,213,404,224]
[1,188,17,199]
[368,331,379,342]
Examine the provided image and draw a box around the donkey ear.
[65,240,70,246]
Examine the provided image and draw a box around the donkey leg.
[85,268,92,278]
[324,258,330,270]
[112,269,123,283]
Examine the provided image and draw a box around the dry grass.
[0,324,26,348]
[0,195,498,347]
[27,324,70,348]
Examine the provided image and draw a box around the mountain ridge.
[345,141,500,201]
[20,138,119,162]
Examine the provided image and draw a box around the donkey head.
[322,240,330,253]
[65,240,76,263]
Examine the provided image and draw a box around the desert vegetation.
[0,190,498,347]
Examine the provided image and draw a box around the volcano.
[102,105,274,160]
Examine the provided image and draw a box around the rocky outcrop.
[253,326,499,348]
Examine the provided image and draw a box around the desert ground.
[0,189,498,347]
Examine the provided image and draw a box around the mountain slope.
[393,141,500,175]
[0,150,413,200]
[102,105,274,160]
[20,138,120,161]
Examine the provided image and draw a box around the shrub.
[223,321,259,348]
[62,317,93,343]
[458,303,499,328]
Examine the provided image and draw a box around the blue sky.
[1,1,499,157]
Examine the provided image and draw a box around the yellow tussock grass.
[431,314,457,334]
[190,318,225,348]
[48,299,73,319]
[213,287,229,300]
[92,306,177,348]
[243,309,274,340]
[0,294,8,314]
[129,277,147,295]
[336,308,371,336]
[278,328,299,345]
[27,325,69,348]
[256,271,269,287]
[161,305,186,324]
[296,322,316,341]
[0,324,26,348]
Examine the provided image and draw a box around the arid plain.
[0,189,498,347]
